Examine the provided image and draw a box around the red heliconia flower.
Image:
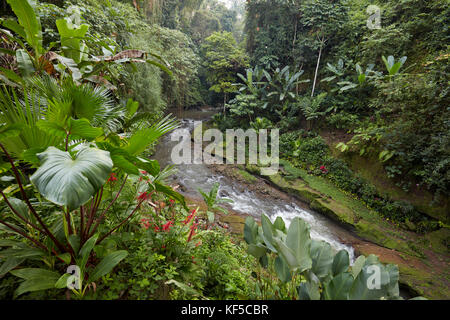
[140,218,151,229]
[140,170,147,175]
[183,209,197,225]
[162,220,173,232]
[169,199,175,206]
[319,165,328,174]
[154,225,160,232]
[137,191,153,201]
[107,173,117,182]
[187,222,198,242]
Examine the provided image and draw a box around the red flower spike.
[162,220,173,232]
[137,192,153,201]
[183,209,197,225]
[107,173,117,182]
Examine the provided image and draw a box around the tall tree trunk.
[223,93,227,118]
[292,15,299,95]
[311,35,325,98]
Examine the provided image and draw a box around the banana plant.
[382,55,407,76]
[323,59,381,92]
[0,0,170,85]
[244,215,425,300]
[198,182,233,224]
[235,66,267,96]
[264,66,308,105]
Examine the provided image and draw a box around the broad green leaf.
[298,278,320,300]
[14,278,58,297]
[332,250,350,276]
[247,244,267,258]
[154,181,186,209]
[10,268,59,281]
[273,216,286,232]
[310,240,333,280]
[56,18,89,63]
[259,254,268,268]
[16,49,34,77]
[125,98,139,118]
[54,273,71,289]
[79,234,99,269]
[349,264,390,300]
[30,146,113,211]
[358,73,366,84]
[89,250,128,282]
[0,239,25,247]
[351,255,366,278]
[261,214,274,247]
[0,257,25,277]
[273,237,299,271]
[386,264,400,297]
[364,254,380,266]
[274,256,291,283]
[6,0,43,55]
[68,118,103,140]
[57,253,71,265]
[145,59,172,76]
[244,216,258,245]
[36,120,67,138]
[2,18,26,38]
[110,154,139,175]
[68,234,80,256]
[6,197,30,220]
[285,217,312,272]
[323,272,353,300]
[0,247,44,259]
[389,62,404,76]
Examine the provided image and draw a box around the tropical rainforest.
[0,0,448,301]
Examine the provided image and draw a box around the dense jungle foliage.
[0,0,448,301]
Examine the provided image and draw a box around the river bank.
[155,109,449,299]
[205,162,449,299]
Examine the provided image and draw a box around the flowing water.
[154,109,355,261]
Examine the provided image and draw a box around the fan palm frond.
[125,114,179,156]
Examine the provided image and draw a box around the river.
[153,108,355,262]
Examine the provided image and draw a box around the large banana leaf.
[6,0,43,55]
[332,249,350,276]
[285,217,312,272]
[30,146,113,211]
[310,240,334,281]
[323,272,353,300]
[56,18,89,64]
